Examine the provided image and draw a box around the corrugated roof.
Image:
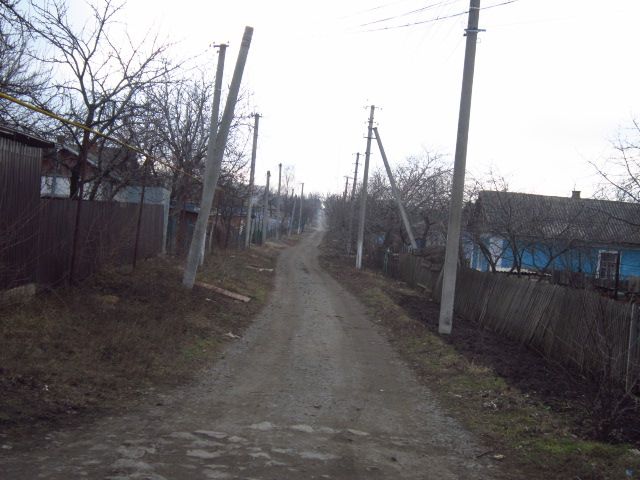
[471,191,640,246]
[0,125,54,148]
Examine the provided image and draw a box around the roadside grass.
[320,240,640,480]
[0,244,281,436]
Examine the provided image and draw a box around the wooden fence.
[369,245,639,386]
[447,269,639,386]
[372,247,444,293]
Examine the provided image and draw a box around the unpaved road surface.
[1,220,498,479]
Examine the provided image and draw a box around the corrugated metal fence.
[1,137,164,290]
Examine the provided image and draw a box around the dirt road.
[1,219,498,479]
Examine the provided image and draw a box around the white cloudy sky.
[113,0,640,198]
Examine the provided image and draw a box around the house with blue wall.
[465,190,640,283]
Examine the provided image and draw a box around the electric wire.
[0,91,202,183]
[358,0,521,33]
[359,0,463,27]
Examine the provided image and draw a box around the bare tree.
[359,151,452,250]
[142,67,252,254]
[0,1,50,130]
[593,118,640,204]
[4,0,174,198]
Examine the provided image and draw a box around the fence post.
[626,303,639,392]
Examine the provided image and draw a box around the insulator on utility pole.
[356,106,375,269]
[439,0,482,334]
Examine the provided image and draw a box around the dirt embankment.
[0,242,286,437]
[320,234,640,480]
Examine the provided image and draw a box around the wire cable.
[359,0,464,28]
[358,0,521,33]
[0,91,202,182]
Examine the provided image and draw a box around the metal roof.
[0,124,54,149]
[471,191,640,246]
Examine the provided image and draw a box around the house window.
[598,251,619,280]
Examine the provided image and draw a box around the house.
[466,190,640,285]
[40,139,137,199]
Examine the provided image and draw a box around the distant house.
[40,140,137,199]
[466,190,640,283]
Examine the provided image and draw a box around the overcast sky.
[117,0,640,198]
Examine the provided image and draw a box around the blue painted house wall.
[467,235,640,279]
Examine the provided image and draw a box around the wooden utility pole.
[261,170,270,245]
[343,176,350,201]
[373,127,417,250]
[439,0,481,333]
[276,163,282,240]
[346,152,360,254]
[244,113,260,248]
[356,106,375,269]
[201,43,227,264]
[183,26,253,289]
[297,183,304,234]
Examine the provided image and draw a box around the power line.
[359,0,520,33]
[0,90,202,182]
[340,0,420,19]
[359,0,463,28]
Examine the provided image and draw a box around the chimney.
[571,190,581,199]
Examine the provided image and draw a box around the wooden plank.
[195,281,251,303]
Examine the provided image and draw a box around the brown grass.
[0,244,282,436]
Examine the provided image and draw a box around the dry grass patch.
[0,245,280,436]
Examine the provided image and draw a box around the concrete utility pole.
[183,26,253,289]
[356,106,375,269]
[439,0,481,334]
[297,183,304,234]
[201,43,227,264]
[373,127,417,250]
[288,189,295,237]
[276,163,282,240]
[244,113,260,248]
[261,170,270,245]
[346,152,360,254]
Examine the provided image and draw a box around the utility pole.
[297,183,304,234]
[261,170,270,245]
[346,152,360,254]
[201,43,227,264]
[288,189,295,236]
[244,113,260,248]
[183,26,253,289]
[439,0,482,333]
[343,176,350,201]
[276,163,282,240]
[373,127,417,250]
[356,106,375,269]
